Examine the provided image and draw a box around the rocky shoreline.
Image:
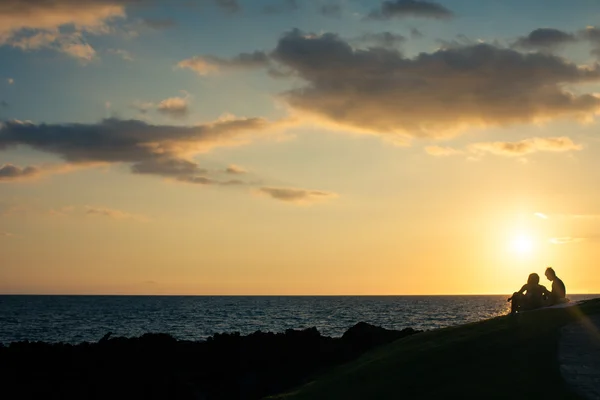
[0,322,420,400]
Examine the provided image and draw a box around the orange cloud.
[226,164,247,174]
[156,95,190,119]
[0,0,126,38]
[468,137,582,156]
[177,51,270,75]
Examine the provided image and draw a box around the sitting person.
[545,267,568,305]
[507,273,550,314]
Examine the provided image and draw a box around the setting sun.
[510,234,534,255]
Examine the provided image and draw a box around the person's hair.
[545,267,556,277]
[527,273,540,285]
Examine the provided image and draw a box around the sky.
[1,0,600,295]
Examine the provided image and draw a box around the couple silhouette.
[507,267,567,314]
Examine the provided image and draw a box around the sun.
[510,234,534,254]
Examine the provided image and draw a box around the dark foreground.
[0,322,418,400]
[270,299,600,400]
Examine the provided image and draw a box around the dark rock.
[0,323,421,400]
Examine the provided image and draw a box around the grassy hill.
[270,299,600,400]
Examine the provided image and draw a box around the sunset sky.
[1,0,600,295]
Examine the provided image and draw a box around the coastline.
[0,321,419,400]
[3,298,598,399]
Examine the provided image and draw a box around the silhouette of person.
[545,267,567,305]
[507,273,550,314]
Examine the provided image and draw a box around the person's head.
[545,267,556,281]
[527,273,540,285]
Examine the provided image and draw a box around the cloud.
[8,30,97,61]
[156,94,190,119]
[468,137,582,157]
[108,48,133,61]
[267,30,600,139]
[424,145,462,156]
[513,28,577,50]
[0,101,8,108]
[177,51,270,75]
[263,0,299,15]
[0,162,88,182]
[226,164,246,174]
[0,0,127,40]
[85,206,149,222]
[0,164,40,181]
[258,187,337,204]
[410,28,424,38]
[534,212,548,219]
[549,237,585,245]
[131,92,191,119]
[579,26,600,58]
[367,0,453,20]
[353,32,406,48]
[0,231,14,237]
[7,78,14,85]
[131,157,204,177]
[0,117,272,185]
[319,4,342,18]
[0,0,137,61]
[177,175,245,186]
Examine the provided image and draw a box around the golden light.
[510,233,534,254]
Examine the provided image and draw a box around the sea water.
[0,294,597,344]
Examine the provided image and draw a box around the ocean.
[0,294,597,344]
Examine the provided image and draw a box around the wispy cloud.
[8,31,97,62]
[534,212,548,219]
[7,78,14,85]
[424,145,462,156]
[85,206,149,222]
[0,231,14,237]
[226,164,247,174]
[107,48,133,61]
[258,187,338,205]
[549,237,585,245]
[468,137,582,157]
[178,51,270,76]
[425,137,582,159]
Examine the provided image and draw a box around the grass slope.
[270,299,600,400]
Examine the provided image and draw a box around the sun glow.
[510,234,534,254]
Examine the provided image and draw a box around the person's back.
[545,267,567,304]
[508,273,550,313]
[522,283,547,309]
